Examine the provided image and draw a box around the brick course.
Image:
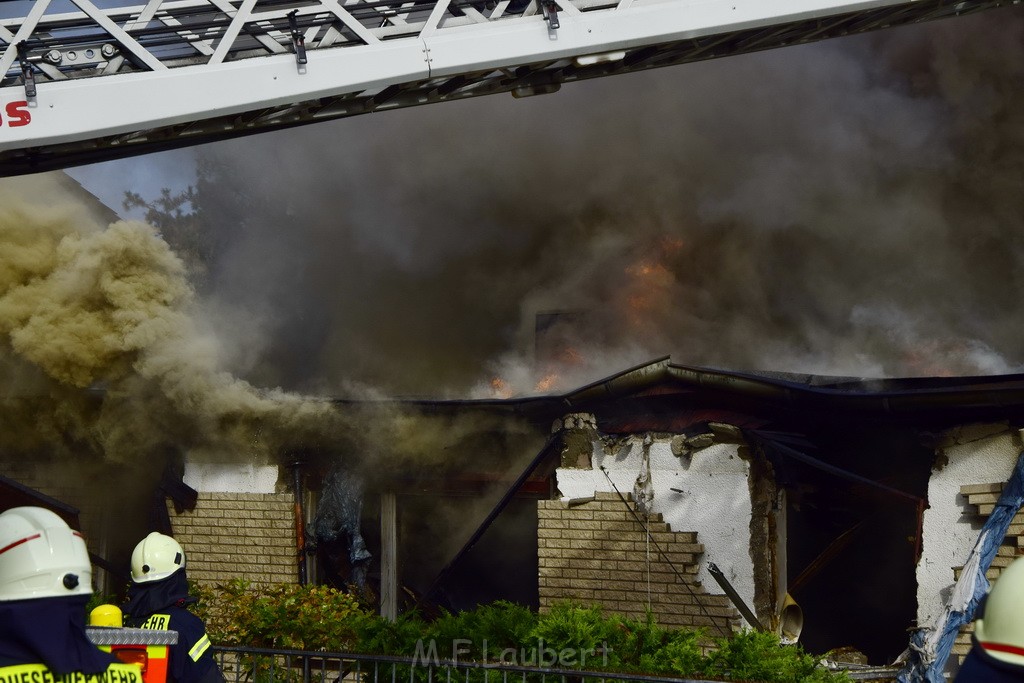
[167,492,298,588]
[952,483,1024,662]
[3,465,298,590]
[538,496,739,633]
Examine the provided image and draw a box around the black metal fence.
[212,646,901,683]
[212,647,718,683]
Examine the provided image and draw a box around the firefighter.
[123,533,224,683]
[0,506,143,681]
[956,555,1024,682]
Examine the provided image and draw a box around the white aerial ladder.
[0,0,1017,175]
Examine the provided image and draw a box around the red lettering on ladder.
[1,101,31,127]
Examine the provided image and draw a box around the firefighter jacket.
[955,642,1024,683]
[0,595,142,683]
[123,574,223,683]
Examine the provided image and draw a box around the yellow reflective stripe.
[0,663,53,683]
[189,634,211,661]
[103,663,145,683]
[0,662,143,683]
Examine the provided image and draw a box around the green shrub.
[193,579,364,650]
[421,600,537,661]
[354,610,427,654]
[643,626,706,677]
[612,609,671,669]
[188,584,847,683]
[86,592,119,617]
[465,600,537,652]
[702,630,840,683]
[529,602,621,668]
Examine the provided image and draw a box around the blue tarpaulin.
[899,451,1024,683]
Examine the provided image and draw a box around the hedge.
[187,581,848,683]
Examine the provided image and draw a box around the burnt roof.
[562,357,1024,427]
[355,356,1024,432]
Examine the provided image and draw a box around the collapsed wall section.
[916,424,1024,670]
[538,493,739,632]
[949,482,1024,663]
[917,423,1023,627]
[547,413,764,631]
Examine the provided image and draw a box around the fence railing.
[211,646,720,683]
[211,645,902,683]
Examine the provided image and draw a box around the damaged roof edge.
[327,357,675,413]
[330,357,1024,420]
[552,355,673,405]
[580,361,1024,417]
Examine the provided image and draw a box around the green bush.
[353,610,427,654]
[189,585,847,683]
[648,627,706,677]
[86,592,119,616]
[702,630,840,683]
[421,600,538,661]
[609,609,672,670]
[463,600,537,653]
[193,579,363,650]
[529,602,620,667]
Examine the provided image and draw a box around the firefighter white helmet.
[0,506,93,602]
[131,532,185,583]
[975,555,1024,667]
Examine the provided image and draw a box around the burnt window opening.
[310,463,373,593]
[307,464,544,615]
[778,428,932,664]
[402,494,539,612]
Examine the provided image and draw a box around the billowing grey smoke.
[146,8,1024,397]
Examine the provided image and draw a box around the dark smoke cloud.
[0,173,346,469]
[136,7,1024,396]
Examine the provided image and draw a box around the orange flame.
[557,347,584,366]
[490,377,513,399]
[534,373,559,393]
[623,256,674,327]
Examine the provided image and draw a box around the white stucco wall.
[556,434,756,612]
[916,424,1022,626]
[183,462,280,493]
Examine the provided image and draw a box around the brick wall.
[168,492,298,587]
[952,483,1024,662]
[3,467,298,590]
[538,492,739,633]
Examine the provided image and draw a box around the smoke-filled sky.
[56,7,1024,400]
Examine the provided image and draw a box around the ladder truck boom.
[0,0,1015,175]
